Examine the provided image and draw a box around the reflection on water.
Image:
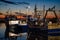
[0,23,6,37]
[0,23,27,40]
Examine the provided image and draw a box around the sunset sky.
[0,0,60,15]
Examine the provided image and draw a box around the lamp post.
[26,6,30,15]
[25,6,30,22]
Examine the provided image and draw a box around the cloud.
[0,0,30,5]
[17,2,30,5]
[0,0,18,5]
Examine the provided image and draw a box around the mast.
[6,8,10,15]
[43,5,45,17]
[34,4,37,18]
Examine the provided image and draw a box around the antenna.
[43,5,45,17]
